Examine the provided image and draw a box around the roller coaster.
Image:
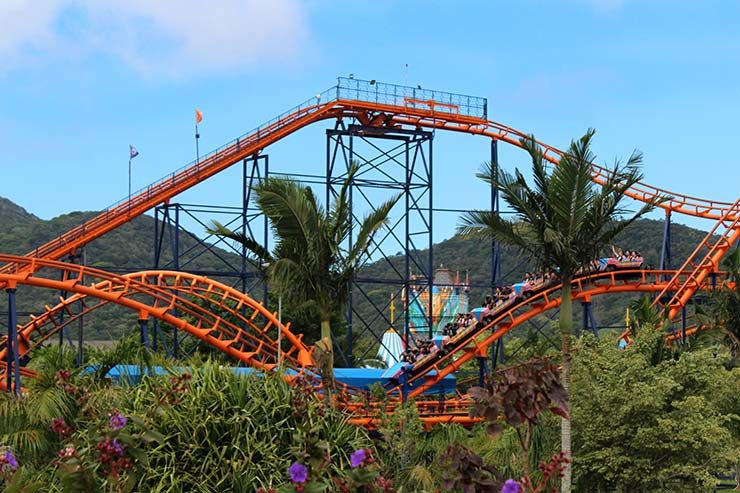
[1,77,739,428]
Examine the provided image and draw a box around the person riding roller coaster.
[402,247,644,372]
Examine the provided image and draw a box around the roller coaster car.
[512,279,545,300]
[597,257,644,272]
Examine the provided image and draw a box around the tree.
[208,162,400,353]
[570,328,740,492]
[458,130,660,492]
[696,248,740,363]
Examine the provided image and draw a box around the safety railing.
[336,77,487,119]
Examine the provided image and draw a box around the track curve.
[397,269,729,399]
[0,260,726,427]
[0,255,312,375]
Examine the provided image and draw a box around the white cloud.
[0,0,312,76]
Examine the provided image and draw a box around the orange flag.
[195,108,203,125]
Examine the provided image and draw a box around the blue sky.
[2,0,738,240]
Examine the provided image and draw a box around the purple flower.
[501,479,521,493]
[288,462,307,484]
[4,451,18,471]
[111,439,125,457]
[109,412,127,431]
[350,448,367,468]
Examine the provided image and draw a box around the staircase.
[653,199,740,319]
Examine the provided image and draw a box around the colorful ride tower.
[404,266,470,338]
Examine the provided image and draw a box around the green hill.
[352,218,713,344]
[0,200,248,340]
[0,196,715,348]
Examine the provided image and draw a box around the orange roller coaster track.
[1,78,738,427]
[0,260,727,426]
[0,78,736,289]
[397,269,730,400]
[0,255,312,374]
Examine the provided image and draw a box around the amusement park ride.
[1,78,739,428]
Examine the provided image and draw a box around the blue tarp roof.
[99,364,456,394]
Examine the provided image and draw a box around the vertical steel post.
[660,210,672,273]
[241,158,248,295]
[493,336,505,368]
[477,356,487,386]
[347,134,355,367]
[428,135,434,339]
[490,140,501,289]
[172,205,180,358]
[59,267,66,347]
[681,305,687,343]
[152,207,161,351]
[404,139,411,345]
[581,300,598,338]
[139,317,149,349]
[152,323,158,352]
[76,249,85,367]
[6,287,20,394]
[153,207,159,267]
[263,155,270,305]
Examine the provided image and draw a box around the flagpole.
[128,154,132,215]
[195,123,200,165]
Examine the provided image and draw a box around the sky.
[2,0,739,242]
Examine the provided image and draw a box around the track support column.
[660,210,672,274]
[491,337,504,370]
[581,297,598,338]
[173,205,180,358]
[5,285,21,394]
[139,313,149,349]
[490,139,502,290]
[476,356,489,386]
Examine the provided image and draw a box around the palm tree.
[458,129,660,492]
[208,161,400,354]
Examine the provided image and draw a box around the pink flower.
[58,446,76,458]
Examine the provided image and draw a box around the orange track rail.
[0,255,312,372]
[0,85,736,288]
[2,80,738,427]
[0,261,726,427]
[653,199,740,320]
[400,269,729,399]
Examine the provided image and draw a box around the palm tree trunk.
[320,319,331,341]
[559,277,573,493]
[319,318,334,407]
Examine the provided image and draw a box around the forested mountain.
[351,217,714,346]
[0,198,248,340]
[0,196,714,345]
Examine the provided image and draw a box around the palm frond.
[206,220,273,262]
[253,177,318,252]
[457,211,536,256]
[329,161,359,246]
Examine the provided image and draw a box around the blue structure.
[99,365,456,395]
